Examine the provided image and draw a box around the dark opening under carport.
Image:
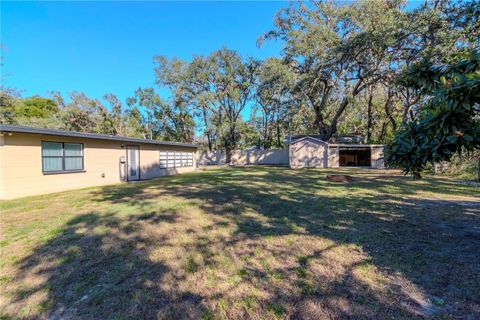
[339,148,371,167]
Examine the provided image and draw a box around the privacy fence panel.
[197,149,289,166]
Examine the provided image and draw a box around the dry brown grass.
[0,166,479,319]
[326,175,354,183]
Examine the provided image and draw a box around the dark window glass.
[42,142,84,173]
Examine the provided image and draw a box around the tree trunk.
[366,86,374,142]
[207,133,213,152]
[379,121,388,142]
[477,156,480,182]
[384,88,397,134]
[276,112,281,147]
[328,78,365,140]
[225,146,232,164]
[328,96,350,140]
[200,106,213,152]
[401,90,412,127]
[225,125,236,164]
[308,85,331,141]
[263,109,269,149]
[314,105,326,138]
[313,105,330,141]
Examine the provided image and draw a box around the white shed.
[289,136,328,168]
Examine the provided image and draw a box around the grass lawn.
[1,166,479,319]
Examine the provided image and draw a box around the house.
[288,135,384,169]
[0,125,198,199]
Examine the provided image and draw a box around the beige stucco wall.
[0,135,5,200]
[0,133,197,200]
[370,146,385,169]
[328,147,339,168]
[289,138,328,169]
[139,143,197,180]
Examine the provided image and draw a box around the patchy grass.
[0,166,479,319]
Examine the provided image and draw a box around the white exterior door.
[308,141,326,168]
[127,146,140,181]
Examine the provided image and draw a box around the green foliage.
[262,0,408,140]
[127,87,195,143]
[254,58,296,148]
[438,150,480,181]
[17,96,58,118]
[385,49,480,178]
[0,89,166,141]
[0,88,23,124]
[155,48,257,157]
[0,90,58,126]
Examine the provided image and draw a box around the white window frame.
[159,150,193,168]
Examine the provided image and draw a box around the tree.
[52,92,100,133]
[161,55,221,151]
[0,90,61,127]
[103,93,127,136]
[392,0,480,127]
[155,49,257,160]
[0,88,22,124]
[385,49,480,179]
[153,56,198,143]
[208,49,258,161]
[124,107,146,138]
[127,88,162,140]
[127,87,195,143]
[255,58,296,148]
[261,0,405,141]
[16,96,58,118]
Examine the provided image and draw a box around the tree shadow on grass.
[6,166,479,319]
[8,210,205,319]
[93,166,480,318]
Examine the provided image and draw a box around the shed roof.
[288,135,384,148]
[288,136,329,145]
[0,125,198,148]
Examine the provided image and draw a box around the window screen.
[159,150,193,168]
[42,142,84,173]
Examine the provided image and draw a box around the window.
[42,142,84,173]
[160,151,193,168]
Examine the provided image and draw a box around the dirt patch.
[326,175,354,183]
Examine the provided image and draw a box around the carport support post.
[477,156,480,182]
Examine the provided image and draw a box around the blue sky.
[1,1,286,108]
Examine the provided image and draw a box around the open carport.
[339,147,372,167]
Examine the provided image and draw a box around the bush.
[423,150,480,181]
[439,150,480,181]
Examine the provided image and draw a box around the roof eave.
[0,124,198,148]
